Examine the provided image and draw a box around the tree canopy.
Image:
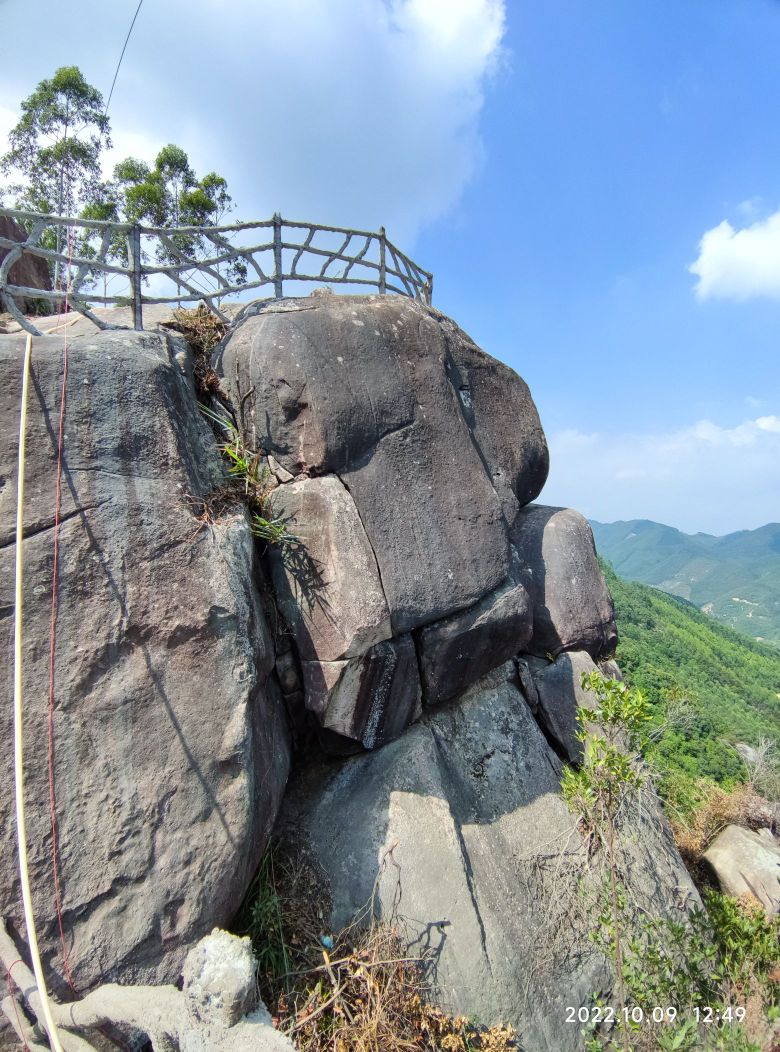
[1,65,110,217]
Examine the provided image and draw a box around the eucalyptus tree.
[1,65,111,289]
[112,147,244,297]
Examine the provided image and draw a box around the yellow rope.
[14,333,65,1052]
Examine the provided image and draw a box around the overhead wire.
[104,0,145,116]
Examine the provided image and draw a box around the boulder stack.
[219,294,616,751]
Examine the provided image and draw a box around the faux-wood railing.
[0,207,433,335]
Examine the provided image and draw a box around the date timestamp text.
[566,1006,746,1025]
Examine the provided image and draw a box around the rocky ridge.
[0,293,695,1051]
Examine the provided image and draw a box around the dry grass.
[166,303,226,395]
[181,484,244,540]
[671,781,773,874]
[232,842,517,1052]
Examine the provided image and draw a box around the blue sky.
[1,0,778,534]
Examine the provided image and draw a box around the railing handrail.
[0,207,433,336]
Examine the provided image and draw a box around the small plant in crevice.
[232,840,518,1052]
[563,672,780,1052]
[196,402,300,550]
[165,303,226,396]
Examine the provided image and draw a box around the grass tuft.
[197,403,300,550]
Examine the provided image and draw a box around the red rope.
[6,960,31,1051]
[46,225,77,994]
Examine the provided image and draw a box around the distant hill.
[602,562,780,786]
[591,518,780,645]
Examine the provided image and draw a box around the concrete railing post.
[273,214,283,298]
[127,223,143,331]
[378,227,387,294]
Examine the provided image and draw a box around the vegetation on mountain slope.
[601,561,780,795]
[592,519,780,646]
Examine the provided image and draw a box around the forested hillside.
[592,519,780,644]
[602,561,780,787]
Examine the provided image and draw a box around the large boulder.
[218,296,618,751]
[518,650,605,762]
[703,825,780,916]
[302,635,422,750]
[277,662,697,1051]
[218,295,535,635]
[416,572,533,705]
[0,330,290,994]
[267,474,391,661]
[512,504,618,659]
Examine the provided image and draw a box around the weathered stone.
[302,635,422,749]
[0,331,290,995]
[442,318,549,518]
[511,504,618,659]
[527,650,599,762]
[277,663,697,1051]
[416,575,533,704]
[267,474,391,661]
[218,296,512,633]
[703,825,780,916]
[266,454,294,484]
[182,928,258,1028]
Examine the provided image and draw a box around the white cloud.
[689,209,780,301]
[542,415,780,534]
[0,0,507,245]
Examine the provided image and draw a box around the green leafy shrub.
[197,403,300,550]
[563,672,780,1051]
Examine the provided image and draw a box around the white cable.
[14,333,66,1052]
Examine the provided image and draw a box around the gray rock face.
[267,474,391,661]
[277,663,696,1051]
[416,576,533,705]
[0,331,290,994]
[219,296,514,634]
[302,635,422,749]
[443,318,549,518]
[512,504,618,659]
[704,825,780,916]
[519,650,600,762]
[217,295,618,751]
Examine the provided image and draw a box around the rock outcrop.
[277,662,697,1052]
[704,825,780,916]
[2,291,686,1052]
[218,294,616,751]
[0,330,290,995]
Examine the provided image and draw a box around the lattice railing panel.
[0,208,433,335]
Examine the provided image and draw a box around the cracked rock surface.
[219,294,615,751]
[277,662,697,1052]
[0,331,290,994]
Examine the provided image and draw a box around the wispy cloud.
[543,415,780,534]
[0,0,507,244]
[689,209,780,301]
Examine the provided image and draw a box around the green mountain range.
[601,562,780,788]
[591,518,780,645]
